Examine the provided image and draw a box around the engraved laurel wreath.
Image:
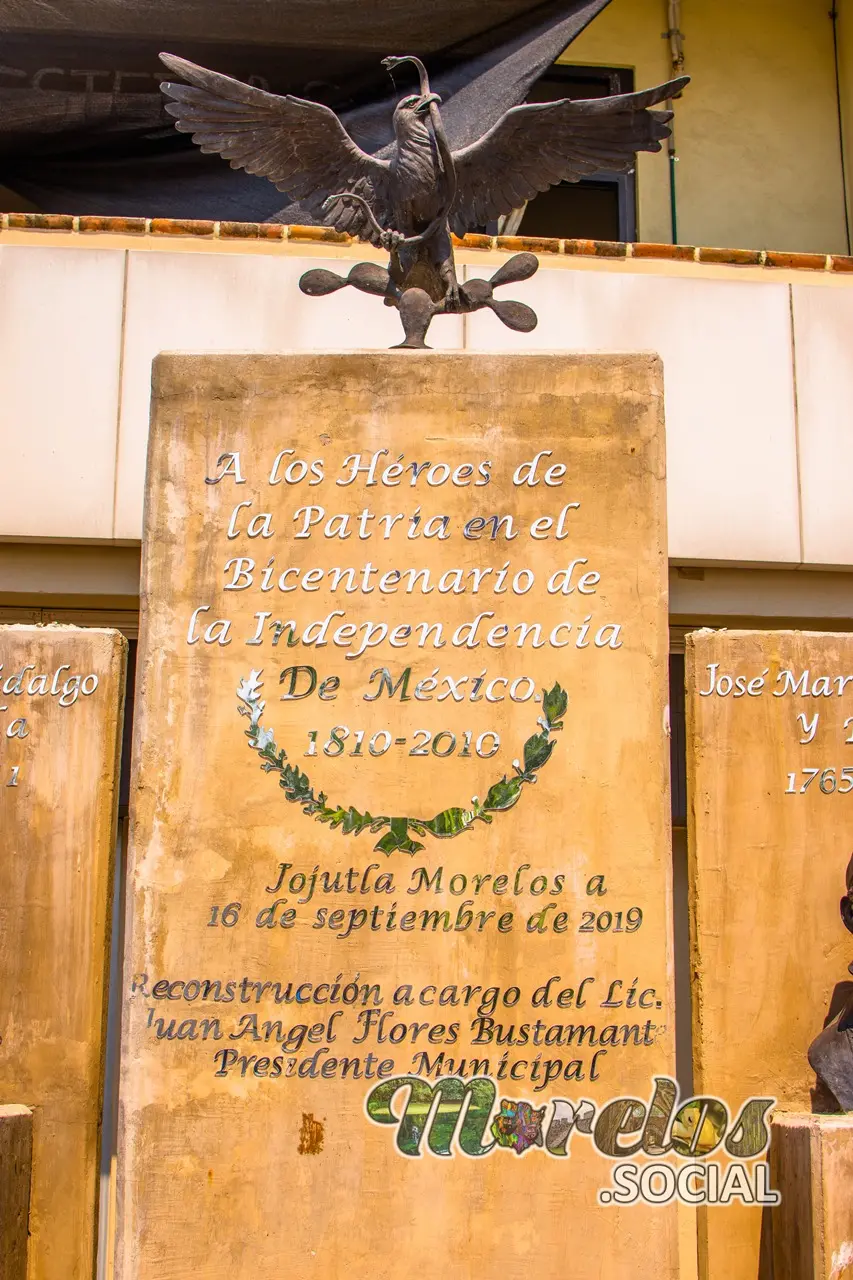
[236,672,567,856]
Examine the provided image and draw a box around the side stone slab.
[0,625,127,1280]
[686,630,853,1280]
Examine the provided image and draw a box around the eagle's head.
[392,91,442,142]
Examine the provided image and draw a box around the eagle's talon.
[380,229,405,250]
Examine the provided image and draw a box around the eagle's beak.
[415,92,442,116]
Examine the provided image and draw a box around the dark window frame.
[511,63,638,243]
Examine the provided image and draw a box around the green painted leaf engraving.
[523,731,555,773]
[375,828,425,856]
[483,776,524,812]
[421,808,477,838]
[543,682,568,729]
[237,674,568,856]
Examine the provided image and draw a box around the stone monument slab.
[686,630,853,1280]
[0,624,127,1280]
[117,353,676,1278]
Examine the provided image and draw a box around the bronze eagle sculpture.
[160,52,689,347]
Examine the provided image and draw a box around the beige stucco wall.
[567,0,849,254]
[1,233,852,568]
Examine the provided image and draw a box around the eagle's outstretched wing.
[159,54,394,243]
[449,76,689,236]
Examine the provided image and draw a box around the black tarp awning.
[0,0,612,218]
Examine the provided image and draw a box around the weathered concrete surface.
[770,1113,853,1280]
[117,353,675,1279]
[687,631,853,1280]
[0,1104,33,1280]
[0,625,127,1280]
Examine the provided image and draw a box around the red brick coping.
[1,212,849,273]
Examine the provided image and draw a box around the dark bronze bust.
[808,854,853,1112]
